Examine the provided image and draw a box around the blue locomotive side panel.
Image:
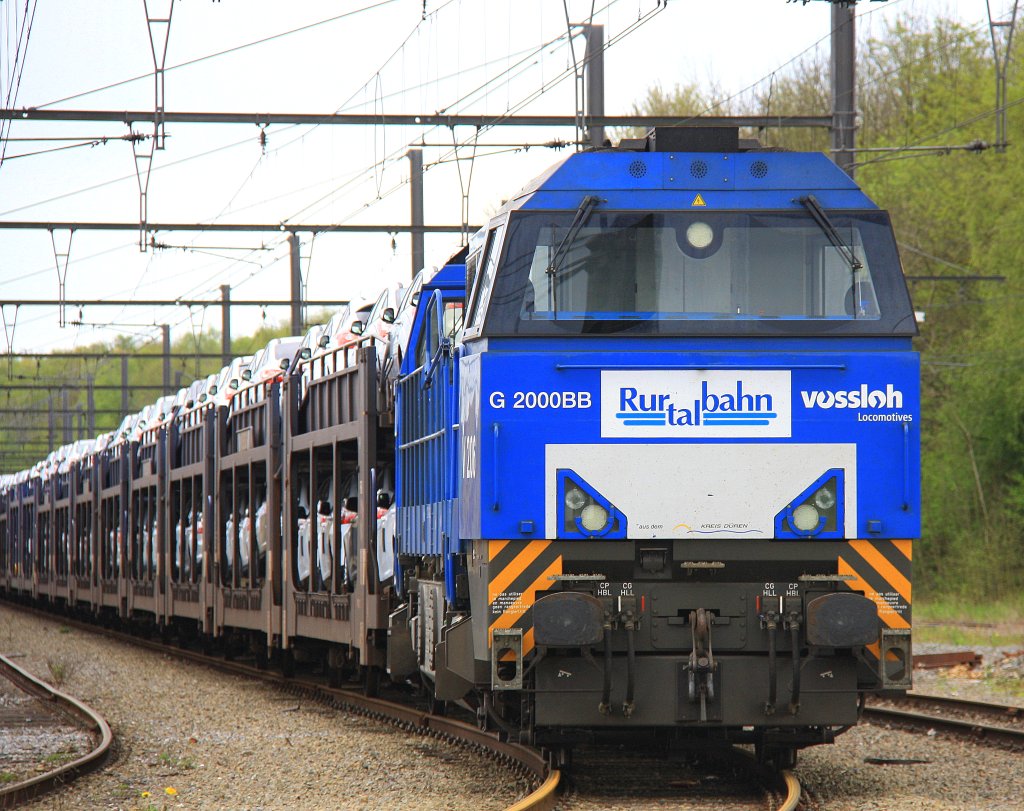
[459,343,920,542]
[458,352,483,540]
[394,264,467,567]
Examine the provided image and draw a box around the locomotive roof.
[495,131,874,216]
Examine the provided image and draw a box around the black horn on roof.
[645,126,740,153]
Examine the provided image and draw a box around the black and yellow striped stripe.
[838,539,912,659]
[487,540,563,656]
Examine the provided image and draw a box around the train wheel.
[362,666,380,697]
[250,633,270,670]
[425,680,446,716]
[755,741,798,771]
[546,747,572,770]
[775,747,797,770]
[280,648,296,678]
[327,647,354,687]
[328,660,356,688]
[518,693,536,745]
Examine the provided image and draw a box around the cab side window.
[464,250,482,328]
[443,301,465,341]
[414,310,432,370]
[466,224,506,331]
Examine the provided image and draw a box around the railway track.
[863,692,1024,750]
[14,595,1021,811]
[0,598,806,811]
[1,599,557,811]
[548,741,801,811]
[0,651,113,809]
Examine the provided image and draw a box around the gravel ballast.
[0,608,529,811]
[0,675,94,786]
[559,635,1024,811]
[795,721,1023,811]
[796,634,1024,811]
[3,607,1022,811]
[911,640,1024,708]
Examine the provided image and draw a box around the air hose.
[788,618,801,715]
[599,627,612,715]
[765,615,778,716]
[623,624,636,718]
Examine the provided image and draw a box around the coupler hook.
[686,607,716,722]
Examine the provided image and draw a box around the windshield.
[481,210,914,337]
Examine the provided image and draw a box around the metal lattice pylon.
[987,1,1020,152]
[135,0,174,250]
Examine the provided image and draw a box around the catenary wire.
[32,0,405,110]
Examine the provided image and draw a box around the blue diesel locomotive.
[393,127,918,765]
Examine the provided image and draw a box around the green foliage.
[915,625,1023,648]
[622,79,733,140]
[42,750,75,766]
[629,14,1024,599]
[0,317,295,473]
[740,53,832,154]
[916,596,1024,646]
[157,751,195,771]
[45,656,77,687]
[229,319,297,358]
[862,18,1024,598]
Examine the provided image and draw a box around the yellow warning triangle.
[691,193,707,207]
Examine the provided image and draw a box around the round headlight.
[813,487,836,510]
[792,504,820,532]
[564,488,587,511]
[686,222,714,249]
[580,503,609,532]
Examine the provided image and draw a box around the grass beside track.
[914,598,1024,647]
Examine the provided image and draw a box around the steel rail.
[0,652,113,809]
[0,599,559,811]
[863,694,1024,750]
[900,692,1024,722]
[749,752,802,811]
[779,770,802,811]
[706,742,803,811]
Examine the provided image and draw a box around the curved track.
[0,652,113,809]
[0,599,557,811]
[778,769,801,811]
[863,692,1024,750]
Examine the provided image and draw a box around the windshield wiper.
[799,194,862,272]
[546,195,601,279]
[545,195,600,316]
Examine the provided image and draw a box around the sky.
[0,0,996,358]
